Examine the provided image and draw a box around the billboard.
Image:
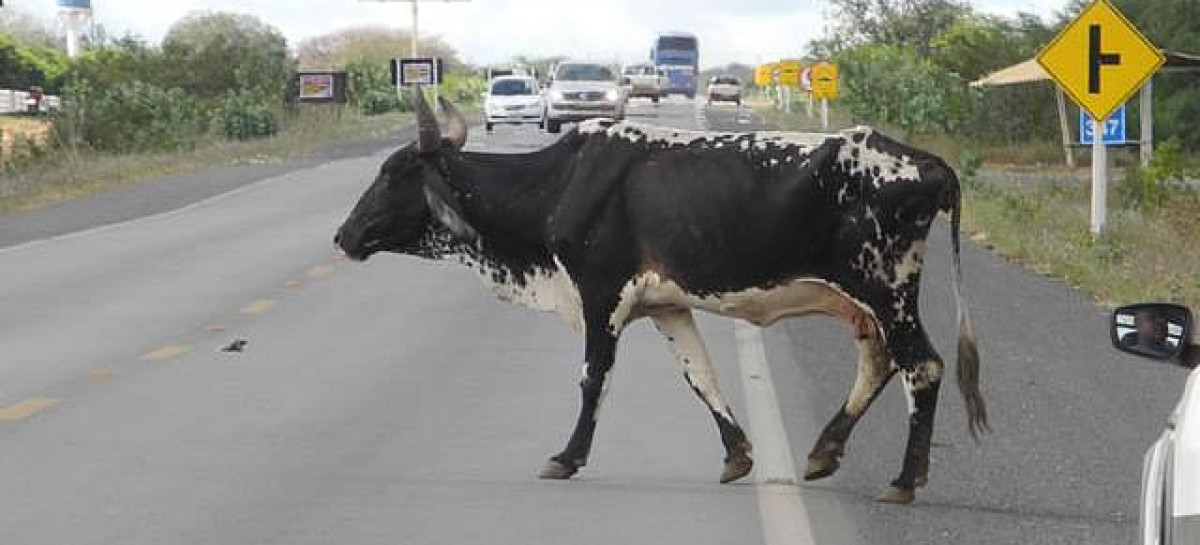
[296,72,348,104]
[299,74,335,100]
[391,58,444,87]
[57,0,92,8]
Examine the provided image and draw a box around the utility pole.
[356,0,471,58]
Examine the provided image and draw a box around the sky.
[12,0,1069,68]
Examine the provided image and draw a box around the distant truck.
[620,63,665,103]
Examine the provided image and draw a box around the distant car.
[706,76,742,105]
[1110,303,1200,545]
[483,76,544,132]
[542,61,626,134]
[620,63,665,103]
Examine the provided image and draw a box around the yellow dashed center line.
[90,368,115,382]
[240,299,275,315]
[307,264,335,278]
[207,323,228,332]
[0,397,61,421]
[140,344,191,361]
[283,279,302,289]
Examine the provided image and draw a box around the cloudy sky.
[13,0,1067,68]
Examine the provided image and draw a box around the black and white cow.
[335,87,988,504]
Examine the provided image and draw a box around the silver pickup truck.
[542,61,626,134]
[620,63,665,104]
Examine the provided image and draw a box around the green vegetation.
[809,0,1197,152]
[961,147,1200,312]
[1,9,487,212]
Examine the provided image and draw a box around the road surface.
[0,97,1188,544]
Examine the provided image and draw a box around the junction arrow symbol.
[1089,24,1121,94]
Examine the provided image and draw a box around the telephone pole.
[356,0,471,57]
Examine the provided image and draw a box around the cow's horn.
[413,85,440,152]
[438,96,468,150]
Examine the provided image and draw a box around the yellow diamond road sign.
[1036,0,1165,121]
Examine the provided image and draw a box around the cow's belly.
[619,273,878,336]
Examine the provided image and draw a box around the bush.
[440,74,487,105]
[835,44,972,135]
[1119,137,1191,210]
[358,89,405,116]
[54,80,205,153]
[213,90,278,140]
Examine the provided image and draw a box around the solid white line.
[735,321,815,545]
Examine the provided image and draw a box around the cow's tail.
[946,172,990,440]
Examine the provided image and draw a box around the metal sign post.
[1091,118,1107,235]
[810,62,839,130]
[1036,0,1165,237]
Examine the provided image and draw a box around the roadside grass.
[0,107,416,213]
[753,99,1200,314]
[962,178,1200,313]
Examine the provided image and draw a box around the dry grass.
[0,108,416,212]
[962,177,1200,314]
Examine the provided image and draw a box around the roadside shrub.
[213,90,278,140]
[440,74,487,106]
[54,80,205,153]
[358,89,404,116]
[957,148,983,186]
[1119,137,1189,210]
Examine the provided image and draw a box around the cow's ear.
[423,176,478,243]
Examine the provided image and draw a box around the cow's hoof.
[720,454,753,484]
[803,454,840,481]
[538,459,578,480]
[877,486,916,504]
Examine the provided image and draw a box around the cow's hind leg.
[805,337,895,481]
[540,322,619,480]
[879,359,943,504]
[651,309,752,484]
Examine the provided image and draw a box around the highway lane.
[1,97,1190,544]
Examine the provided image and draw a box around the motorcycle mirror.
[1111,303,1193,362]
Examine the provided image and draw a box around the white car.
[706,76,742,105]
[483,76,544,132]
[1111,303,1199,545]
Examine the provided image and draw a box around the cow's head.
[335,86,477,261]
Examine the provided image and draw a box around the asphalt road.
[1,97,1191,545]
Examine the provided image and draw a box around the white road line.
[735,321,815,545]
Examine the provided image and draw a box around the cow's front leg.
[651,309,752,484]
[539,321,619,480]
[879,360,943,504]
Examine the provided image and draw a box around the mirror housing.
[1111,303,1193,362]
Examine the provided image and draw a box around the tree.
[161,11,292,100]
[0,7,59,49]
[827,0,971,55]
[296,26,465,74]
[0,34,69,91]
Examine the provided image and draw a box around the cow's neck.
[412,138,582,317]
[440,137,577,262]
